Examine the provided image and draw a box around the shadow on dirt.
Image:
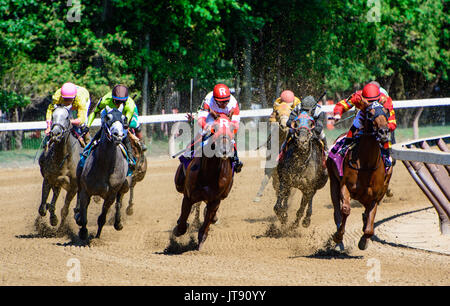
[15,216,93,247]
[157,234,198,255]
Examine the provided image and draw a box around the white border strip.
[391,134,450,165]
[1,97,449,131]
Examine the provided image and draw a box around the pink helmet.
[61,82,77,99]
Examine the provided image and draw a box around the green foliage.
[0,0,447,116]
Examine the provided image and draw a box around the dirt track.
[0,156,449,286]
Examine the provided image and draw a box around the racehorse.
[326,101,393,250]
[254,101,293,202]
[125,130,147,216]
[274,111,328,228]
[173,114,235,250]
[75,107,131,240]
[38,105,82,229]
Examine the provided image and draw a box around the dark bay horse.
[125,131,147,216]
[254,101,292,202]
[38,106,82,228]
[327,102,393,250]
[76,107,131,240]
[173,114,235,250]
[274,111,328,228]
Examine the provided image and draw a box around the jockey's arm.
[380,95,397,132]
[123,100,136,128]
[87,95,108,127]
[286,105,301,128]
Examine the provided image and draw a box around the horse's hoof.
[74,213,82,226]
[79,228,88,240]
[302,218,311,228]
[173,223,188,237]
[253,197,261,203]
[335,242,345,251]
[358,237,369,250]
[114,222,123,231]
[50,215,58,227]
[332,232,343,244]
[38,203,49,216]
[126,206,134,216]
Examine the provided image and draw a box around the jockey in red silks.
[331,82,397,167]
[183,83,243,173]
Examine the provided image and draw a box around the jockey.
[85,85,143,169]
[183,83,243,173]
[286,95,327,150]
[44,82,91,147]
[331,82,397,167]
[268,90,301,123]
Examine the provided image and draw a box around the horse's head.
[50,106,71,142]
[291,111,315,153]
[210,114,235,159]
[102,107,127,145]
[273,101,293,132]
[364,102,390,144]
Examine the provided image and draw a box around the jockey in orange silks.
[331,82,397,167]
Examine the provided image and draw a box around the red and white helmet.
[213,84,231,102]
[362,83,381,102]
[61,82,77,99]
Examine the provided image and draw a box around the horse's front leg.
[126,184,134,216]
[333,185,351,244]
[292,192,313,229]
[78,189,91,240]
[359,200,378,250]
[273,181,290,225]
[39,179,51,217]
[59,186,77,230]
[96,194,116,238]
[198,200,220,250]
[48,186,61,226]
[114,192,125,231]
[173,196,193,237]
[254,167,274,202]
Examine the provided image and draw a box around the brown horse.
[125,131,147,216]
[254,101,294,202]
[327,102,393,250]
[173,114,235,250]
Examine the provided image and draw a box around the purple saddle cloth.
[328,137,390,176]
[328,136,347,177]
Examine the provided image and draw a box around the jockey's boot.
[380,147,392,168]
[123,136,136,171]
[233,149,243,173]
[82,129,101,158]
[135,129,147,152]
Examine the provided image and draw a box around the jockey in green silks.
[84,85,147,169]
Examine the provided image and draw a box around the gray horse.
[38,106,82,229]
[274,111,328,228]
[75,107,131,240]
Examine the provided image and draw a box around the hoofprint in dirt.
[0,157,448,285]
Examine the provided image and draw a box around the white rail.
[1,97,449,132]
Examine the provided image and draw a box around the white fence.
[0,97,450,132]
